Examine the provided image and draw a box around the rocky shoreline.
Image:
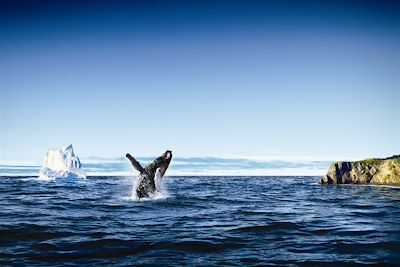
[320,155,400,185]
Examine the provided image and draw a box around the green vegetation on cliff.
[320,155,400,185]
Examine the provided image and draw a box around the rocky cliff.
[320,155,400,185]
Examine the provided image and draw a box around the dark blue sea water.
[0,176,399,266]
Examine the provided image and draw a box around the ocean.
[0,175,399,266]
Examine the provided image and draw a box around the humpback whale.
[126,150,172,199]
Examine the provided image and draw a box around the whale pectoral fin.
[126,153,144,173]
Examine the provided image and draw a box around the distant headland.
[320,155,400,185]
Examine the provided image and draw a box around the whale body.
[126,150,172,199]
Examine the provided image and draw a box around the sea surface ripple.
[0,176,399,266]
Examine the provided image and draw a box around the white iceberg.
[38,144,86,180]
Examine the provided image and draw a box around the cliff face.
[320,156,400,185]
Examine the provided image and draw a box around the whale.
[126,150,172,199]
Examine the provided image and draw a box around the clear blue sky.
[1,0,399,163]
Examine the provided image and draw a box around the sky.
[1,0,400,172]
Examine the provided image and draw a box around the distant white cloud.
[0,156,331,176]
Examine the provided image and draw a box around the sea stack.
[320,155,400,185]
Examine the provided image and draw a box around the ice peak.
[64,144,75,155]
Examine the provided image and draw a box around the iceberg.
[38,144,86,180]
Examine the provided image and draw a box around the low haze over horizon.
[1,0,399,167]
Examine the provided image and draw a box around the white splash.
[129,172,169,201]
[154,168,162,192]
[38,144,86,180]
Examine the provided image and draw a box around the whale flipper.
[126,153,144,173]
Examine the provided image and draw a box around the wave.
[229,222,301,233]
[24,239,242,262]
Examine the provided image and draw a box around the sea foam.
[128,175,170,201]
